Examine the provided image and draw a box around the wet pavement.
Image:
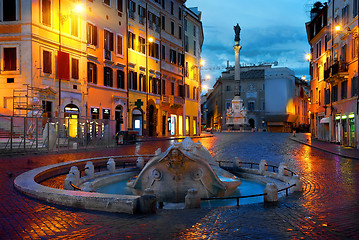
[1,132,359,239]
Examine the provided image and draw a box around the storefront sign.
[103,109,111,119]
[91,107,100,114]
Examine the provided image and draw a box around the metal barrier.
[0,115,120,154]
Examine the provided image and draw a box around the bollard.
[259,160,268,174]
[185,189,201,209]
[139,188,157,214]
[289,175,302,192]
[233,157,241,169]
[264,183,278,202]
[84,161,94,178]
[107,158,116,173]
[292,130,296,137]
[82,182,93,192]
[278,162,288,177]
[73,142,78,150]
[136,157,145,169]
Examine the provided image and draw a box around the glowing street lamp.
[305,53,311,62]
[200,59,205,66]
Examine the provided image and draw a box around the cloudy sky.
[185,0,321,90]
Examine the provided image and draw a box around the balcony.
[168,96,184,108]
[324,61,348,83]
[161,95,169,103]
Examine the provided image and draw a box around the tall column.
[233,45,242,96]
[233,24,242,96]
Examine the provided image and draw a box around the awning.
[320,117,330,124]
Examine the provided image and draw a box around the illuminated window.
[71,13,79,37]
[185,116,190,135]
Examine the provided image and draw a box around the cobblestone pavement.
[1,132,359,239]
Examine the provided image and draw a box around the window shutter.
[93,26,98,46]
[93,64,97,84]
[110,32,114,51]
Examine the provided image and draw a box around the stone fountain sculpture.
[127,137,241,203]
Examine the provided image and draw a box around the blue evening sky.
[186,0,321,90]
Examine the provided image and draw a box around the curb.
[290,137,359,160]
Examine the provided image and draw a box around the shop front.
[64,104,79,138]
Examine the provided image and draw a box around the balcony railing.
[104,49,112,61]
[324,61,348,82]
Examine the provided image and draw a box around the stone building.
[0,0,203,138]
[306,1,358,147]
[205,65,309,132]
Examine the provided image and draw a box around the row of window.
[87,61,198,99]
[314,77,359,106]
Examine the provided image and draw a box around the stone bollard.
[84,161,94,178]
[139,188,157,214]
[64,166,80,190]
[185,189,201,209]
[264,183,278,203]
[136,157,145,169]
[82,182,93,192]
[73,142,78,150]
[289,175,302,192]
[107,158,116,173]
[233,157,241,169]
[259,160,268,174]
[278,162,288,177]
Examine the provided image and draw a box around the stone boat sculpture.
[127,137,241,203]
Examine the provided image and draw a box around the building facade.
[205,65,309,132]
[0,0,203,138]
[306,1,359,147]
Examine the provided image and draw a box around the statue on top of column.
[234,24,241,42]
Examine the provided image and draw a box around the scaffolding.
[13,85,44,117]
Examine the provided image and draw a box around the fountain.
[126,137,241,203]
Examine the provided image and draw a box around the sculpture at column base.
[226,96,250,130]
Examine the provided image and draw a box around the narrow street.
[1,132,358,239]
